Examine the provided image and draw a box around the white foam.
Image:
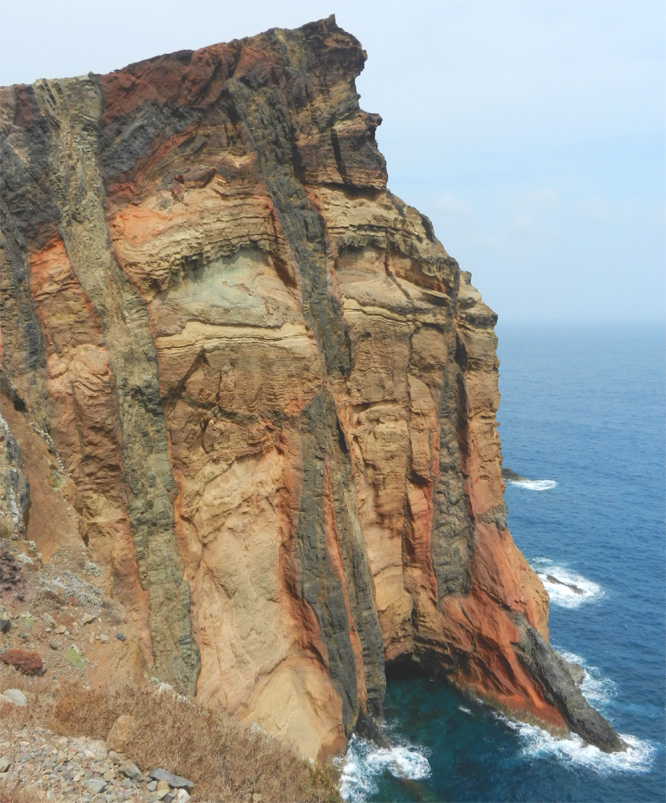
[507,478,558,491]
[524,647,654,773]
[366,745,431,778]
[338,735,431,802]
[504,719,656,775]
[557,648,585,665]
[530,558,604,608]
[556,648,618,709]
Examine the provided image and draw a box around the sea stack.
[0,16,622,759]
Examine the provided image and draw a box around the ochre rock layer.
[0,16,621,759]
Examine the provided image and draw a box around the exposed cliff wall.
[0,16,621,760]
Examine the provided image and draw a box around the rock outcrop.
[0,400,29,540]
[0,16,622,759]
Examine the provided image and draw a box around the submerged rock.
[501,467,528,482]
[546,574,585,595]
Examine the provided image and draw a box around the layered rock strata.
[0,16,622,759]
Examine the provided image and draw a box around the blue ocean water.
[340,322,666,802]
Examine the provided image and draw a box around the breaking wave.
[492,645,655,778]
[502,717,656,776]
[507,478,558,491]
[338,735,431,803]
[531,557,604,608]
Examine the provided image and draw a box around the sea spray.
[530,557,605,608]
[500,718,657,776]
[506,478,558,491]
[556,648,618,711]
[338,735,431,803]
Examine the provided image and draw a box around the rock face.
[0,16,621,759]
[0,402,29,539]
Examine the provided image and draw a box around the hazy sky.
[1,0,664,323]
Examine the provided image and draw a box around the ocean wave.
[507,478,558,491]
[503,718,656,775]
[555,648,617,709]
[530,557,604,608]
[338,735,431,802]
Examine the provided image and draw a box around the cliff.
[0,16,621,761]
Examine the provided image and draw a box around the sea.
[339,321,666,803]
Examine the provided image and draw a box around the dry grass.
[0,780,46,803]
[0,668,69,802]
[0,778,54,803]
[0,663,55,726]
[48,680,341,803]
[0,661,342,802]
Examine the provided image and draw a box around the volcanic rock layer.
[0,16,621,759]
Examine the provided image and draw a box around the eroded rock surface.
[0,15,621,758]
[0,401,29,539]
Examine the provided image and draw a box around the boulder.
[106,714,137,753]
[150,768,194,789]
[1,688,27,706]
[82,778,107,795]
[118,759,142,781]
[0,649,44,675]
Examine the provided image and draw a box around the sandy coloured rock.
[106,714,137,753]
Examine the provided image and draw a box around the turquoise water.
[340,322,666,802]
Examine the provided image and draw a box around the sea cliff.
[0,15,621,761]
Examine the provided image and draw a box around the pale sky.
[1,0,664,323]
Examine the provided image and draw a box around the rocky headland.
[0,13,622,775]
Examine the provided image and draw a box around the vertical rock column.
[228,50,385,731]
[25,75,200,693]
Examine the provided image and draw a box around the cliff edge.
[0,16,622,760]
